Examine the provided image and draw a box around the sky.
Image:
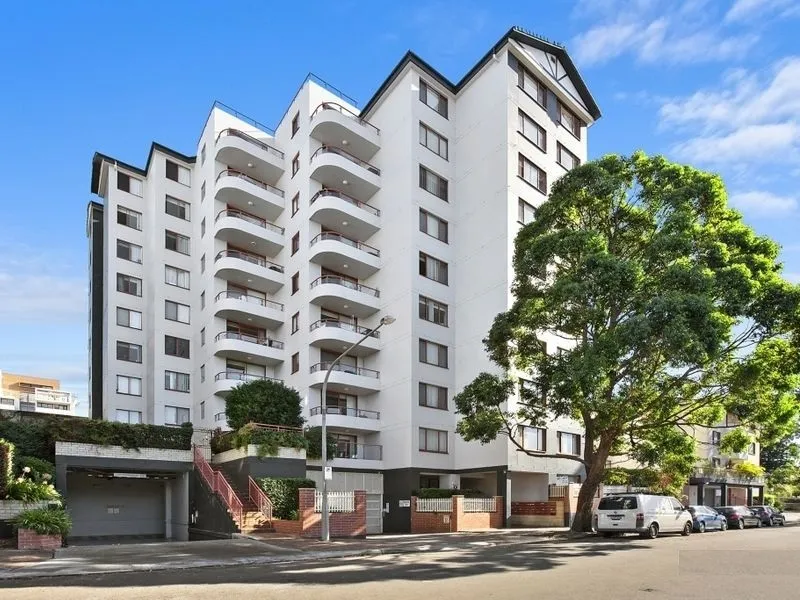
[0,0,798,413]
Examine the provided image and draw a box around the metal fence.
[463,497,497,513]
[315,491,355,513]
[415,498,453,513]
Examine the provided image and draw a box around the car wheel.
[779,519,785,527]
[720,520,727,531]
[738,519,745,530]
[642,523,659,539]
[768,518,774,527]
[757,519,762,528]
[681,521,692,536]
[698,521,706,533]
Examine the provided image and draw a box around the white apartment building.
[87,27,601,532]
[0,370,78,416]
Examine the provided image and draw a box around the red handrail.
[193,446,243,525]
[249,476,274,523]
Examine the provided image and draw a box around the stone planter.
[17,528,62,551]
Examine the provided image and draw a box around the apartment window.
[115,409,142,424]
[711,431,721,446]
[201,181,206,201]
[165,265,190,289]
[116,240,143,264]
[419,339,448,368]
[165,405,190,426]
[116,307,142,330]
[165,335,190,359]
[291,352,299,374]
[419,165,448,201]
[420,475,440,489]
[116,341,142,363]
[165,230,190,255]
[201,327,206,346]
[523,427,546,452]
[419,209,448,243]
[419,122,448,160]
[518,198,536,225]
[518,110,546,152]
[419,80,448,118]
[419,252,448,285]
[748,442,757,455]
[291,272,299,294]
[117,172,143,197]
[520,378,546,405]
[419,382,447,410]
[200,291,205,309]
[165,159,191,185]
[559,103,583,139]
[557,474,582,485]
[117,206,142,230]
[518,63,548,108]
[518,154,547,194]
[419,427,448,453]
[200,254,206,273]
[291,312,299,334]
[200,144,206,165]
[201,218,206,237]
[165,196,190,220]
[292,153,300,176]
[164,370,190,392]
[165,300,190,324]
[291,112,299,137]
[200,365,206,383]
[116,274,142,297]
[557,143,580,171]
[558,432,581,456]
[291,193,299,216]
[116,375,142,396]
[291,232,300,255]
[419,295,448,326]
[200,401,205,419]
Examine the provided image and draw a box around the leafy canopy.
[225,379,305,430]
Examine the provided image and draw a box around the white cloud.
[784,272,800,284]
[670,123,800,165]
[728,191,798,216]
[725,0,799,22]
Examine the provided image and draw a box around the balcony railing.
[216,169,285,198]
[215,250,284,274]
[214,371,282,384]
[692,466,766,486]
[215,290,284,312]
[310,232,380,257]
[217,128,284,159]
[215,209,284,235]
[311,102,380,135]
[310,406,380,419]
[310,145,381,176]
[331,443,383,461]
[310,275,379,297]
[309,362,379,378]
[310,188,380,217]
[215,331,285,350]
[214,412,227,422]
[309,319,380,338]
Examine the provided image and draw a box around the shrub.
[13,507,71,536]
[220,423,308,458]
[733,462,765,479]
[0,420,50,459]
[225,380,304,431]
[6,473,61,503]
[304,427,337,460]
[16,456,55,483]
[415,488,485,498]
[0,439,14,498]
[258,477,316,520]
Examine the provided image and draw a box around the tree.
[454,152,800,532]
[225,379,304,431]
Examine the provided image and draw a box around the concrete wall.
[189,469,237,539]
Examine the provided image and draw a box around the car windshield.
[598,496,638,510]
[717,507,734,514]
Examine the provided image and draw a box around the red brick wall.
[297,489,367,538]
[17,529,62,551]
[511,501,558,515]
[271,519,303,535]
[410,497,454,533]
[509,501,564,527]
[411,496,504,533]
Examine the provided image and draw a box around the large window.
[116,375,141,396]
[419,122,448,160]
[291,272,299,294]
[165,405,190,426]
[165,196,190,220]
[419,165,448,201]
[165,160,191,185]
[518,63,548,108]
[558,432,581,456]
[115,409,142,424]
[291,352,299,374]
[165,230,190,255]
[292,153,300,176]
[419,252,448,284]
[559,103,583,139]
[711,431,721,446]
[523,427,546,452]
[419,80,448,118]
[164,370,190,392]
[117,172,143,197]
[557,143,580,171]
[117,273,142,296]
[116,239,142,264]
[419,209,448,243]
[419,295,448,326]
[419,382,447,410]
[291,232,300,255]
[165,335,190,359]
[116,307,142,329]
[116,341,142,363]
[518,110,546,152]
[419,339,448,368]
[518,198,536,225]
[117,206,142,230]
[518,154,547,194]
[419,427,448,453]
[165,300,190,324]
[165,265,190,289]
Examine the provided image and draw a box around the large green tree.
[454,152,800,532]
[225,379,304,431]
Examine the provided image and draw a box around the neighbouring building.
[0,370,78,416]
[87,26,601,533]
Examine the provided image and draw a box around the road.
[1,524,798,599]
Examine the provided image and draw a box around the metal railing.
[311,102,380,135]
[216,169,285,198]
[310,145,381,176]
[309,362,379,378]
[215,209,284,235]
[215,249,285,274]
[310,406,380,420]
[315,491,355,513]
[548,485,568,498]
[215,331,284,350]
[310,232,380,257]
[215,290,284,312]
[310,188,380,217]
[416,498,453,513]
[214,412,227,422]
[331,443,383,461]
[464,497,497,513]
[193,446,243,525]
[214,371,282,384]
[248,476,273,523]
[692,466,766,485]
[217,128,284,159]
[309,319,380,338]
[247,422,304,434]
[310,275,380,297]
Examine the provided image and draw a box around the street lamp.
[320,314,395,541]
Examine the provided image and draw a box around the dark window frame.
[418,382,448,410]
[164,335,191,359]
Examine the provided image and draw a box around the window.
[116,375,142,396]
[711,431,721,446]
[749,442,757,455]
[419,427,448,453]
[291,232,300,255]
[518,63,547,108]
[523,427,546,452]
[518,110,546,151]
[117,172,143,196]
[519,378,546,405]
[518,198,536,225]
[598,496,637,510]
[201,144,206,165]
[165,196,190,220]
[419,295,448,326]
[557,143,580,170]
[165,265,190,289]
[117,206,142,230]
[291,193,299,216]
[165,335,190,359]
[291,312,299,334]
[200,401,205,419]
[164,370,190,392]
[116,341,142,363]
[556,474,582,485]
[419,122,448,159]
[419,382,447,410]
[518,154,547,194]
[291,112,299,136]
[116,239,142,264]
[292,153,300,176]
[291,272,299,294]
[116,307,142,329]
[116,409,142,424]
[291,352,299,374]
[201,327,206,346]
[559,103,583,139]
[200,254,205,273]
[165,405,190,426]
[165,300,190,324]
[200,291,205,310]
[165,160,191,185]
[117,274,142,296]
[558,432,581,456]
[419,339,448,368]
[201,218,206,237]
[165,230,190,255]
[200,365,206,383]
[419,165,448,200]
[201,181,206,201]
[419,80,448,118]
[419,209,448,243]
[419,252,448,285]
[711,457,721,468]
[420,475,440,489]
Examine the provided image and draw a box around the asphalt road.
[1,524,798,599]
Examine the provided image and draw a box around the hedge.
[414,488,485,499]
[13,507,71,536]
[0,439,13,498]
[211,425,336,459]
[258,477,316,520]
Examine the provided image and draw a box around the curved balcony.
[308,319,380,357]
[310,102,380,162]
[307,406,381,433]
[309,275,379,318]
[214,209,284,257]
[213,371,282,396]
[215,169,285,222]
[214,331,284,365]
[216,128,284,185]
[308,362,380,394]
[309,232,380,280]
[215,291,284,330]
[310,146,380,202]
[215,250,284,294]
[309,188,380,241]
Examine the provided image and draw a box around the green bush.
[0,439,14,498]
[304,427,337,460]
[414,488,485,498]
[225,379,304,431]
[16,456,55,483]
[216,424,308,458]
[6,473,61,502]
[0,421,50,459]
[258,477,316,520]
[733,462,765,479]
[13,507,71,536]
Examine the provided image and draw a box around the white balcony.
[309,232,380,280]
[215,169,285,222]
[309,102,380,162]
[307,443,383,469]
[308,362,380,394]
[307,406,381,433]
[214,291,284,330]
[215,250,284,294]
[214,332,284,366]
[214,209,284,258]
[308,319,380,357]
[213,372,282,397]
[309,275,380,318]
[310,146,380,202]
[309,189,380,241]
[215,128,284,185]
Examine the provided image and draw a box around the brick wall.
[17,528,62,551]
[411,496,505,533]
[509,501,564,527]
[297,489,366,538]
[411,497,453,533]
[272,519,303,535]
[55,442,192,463]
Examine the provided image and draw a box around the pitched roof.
[90,143,196,194]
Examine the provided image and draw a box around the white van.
[594,493,693,539]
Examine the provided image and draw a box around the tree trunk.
[570,435,614,533]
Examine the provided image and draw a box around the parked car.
[594,493,693,539]
[749,505,786,527]
[687,505,728,532]
[716,505,762,529]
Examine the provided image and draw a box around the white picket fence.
[314,491,355,513]
[463,497,497,513]
[415,498,453,512]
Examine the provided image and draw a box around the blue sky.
[1,0,798,413]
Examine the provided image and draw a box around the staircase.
[226,478,275,534]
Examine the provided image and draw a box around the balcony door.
[334,434,358,458]
[321,350,357,372]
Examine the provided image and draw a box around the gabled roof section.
[360,26,601,121]
[90,142,196,195]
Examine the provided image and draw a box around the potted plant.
[13,506,71,550]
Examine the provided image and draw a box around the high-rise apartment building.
[88,27,600,531]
